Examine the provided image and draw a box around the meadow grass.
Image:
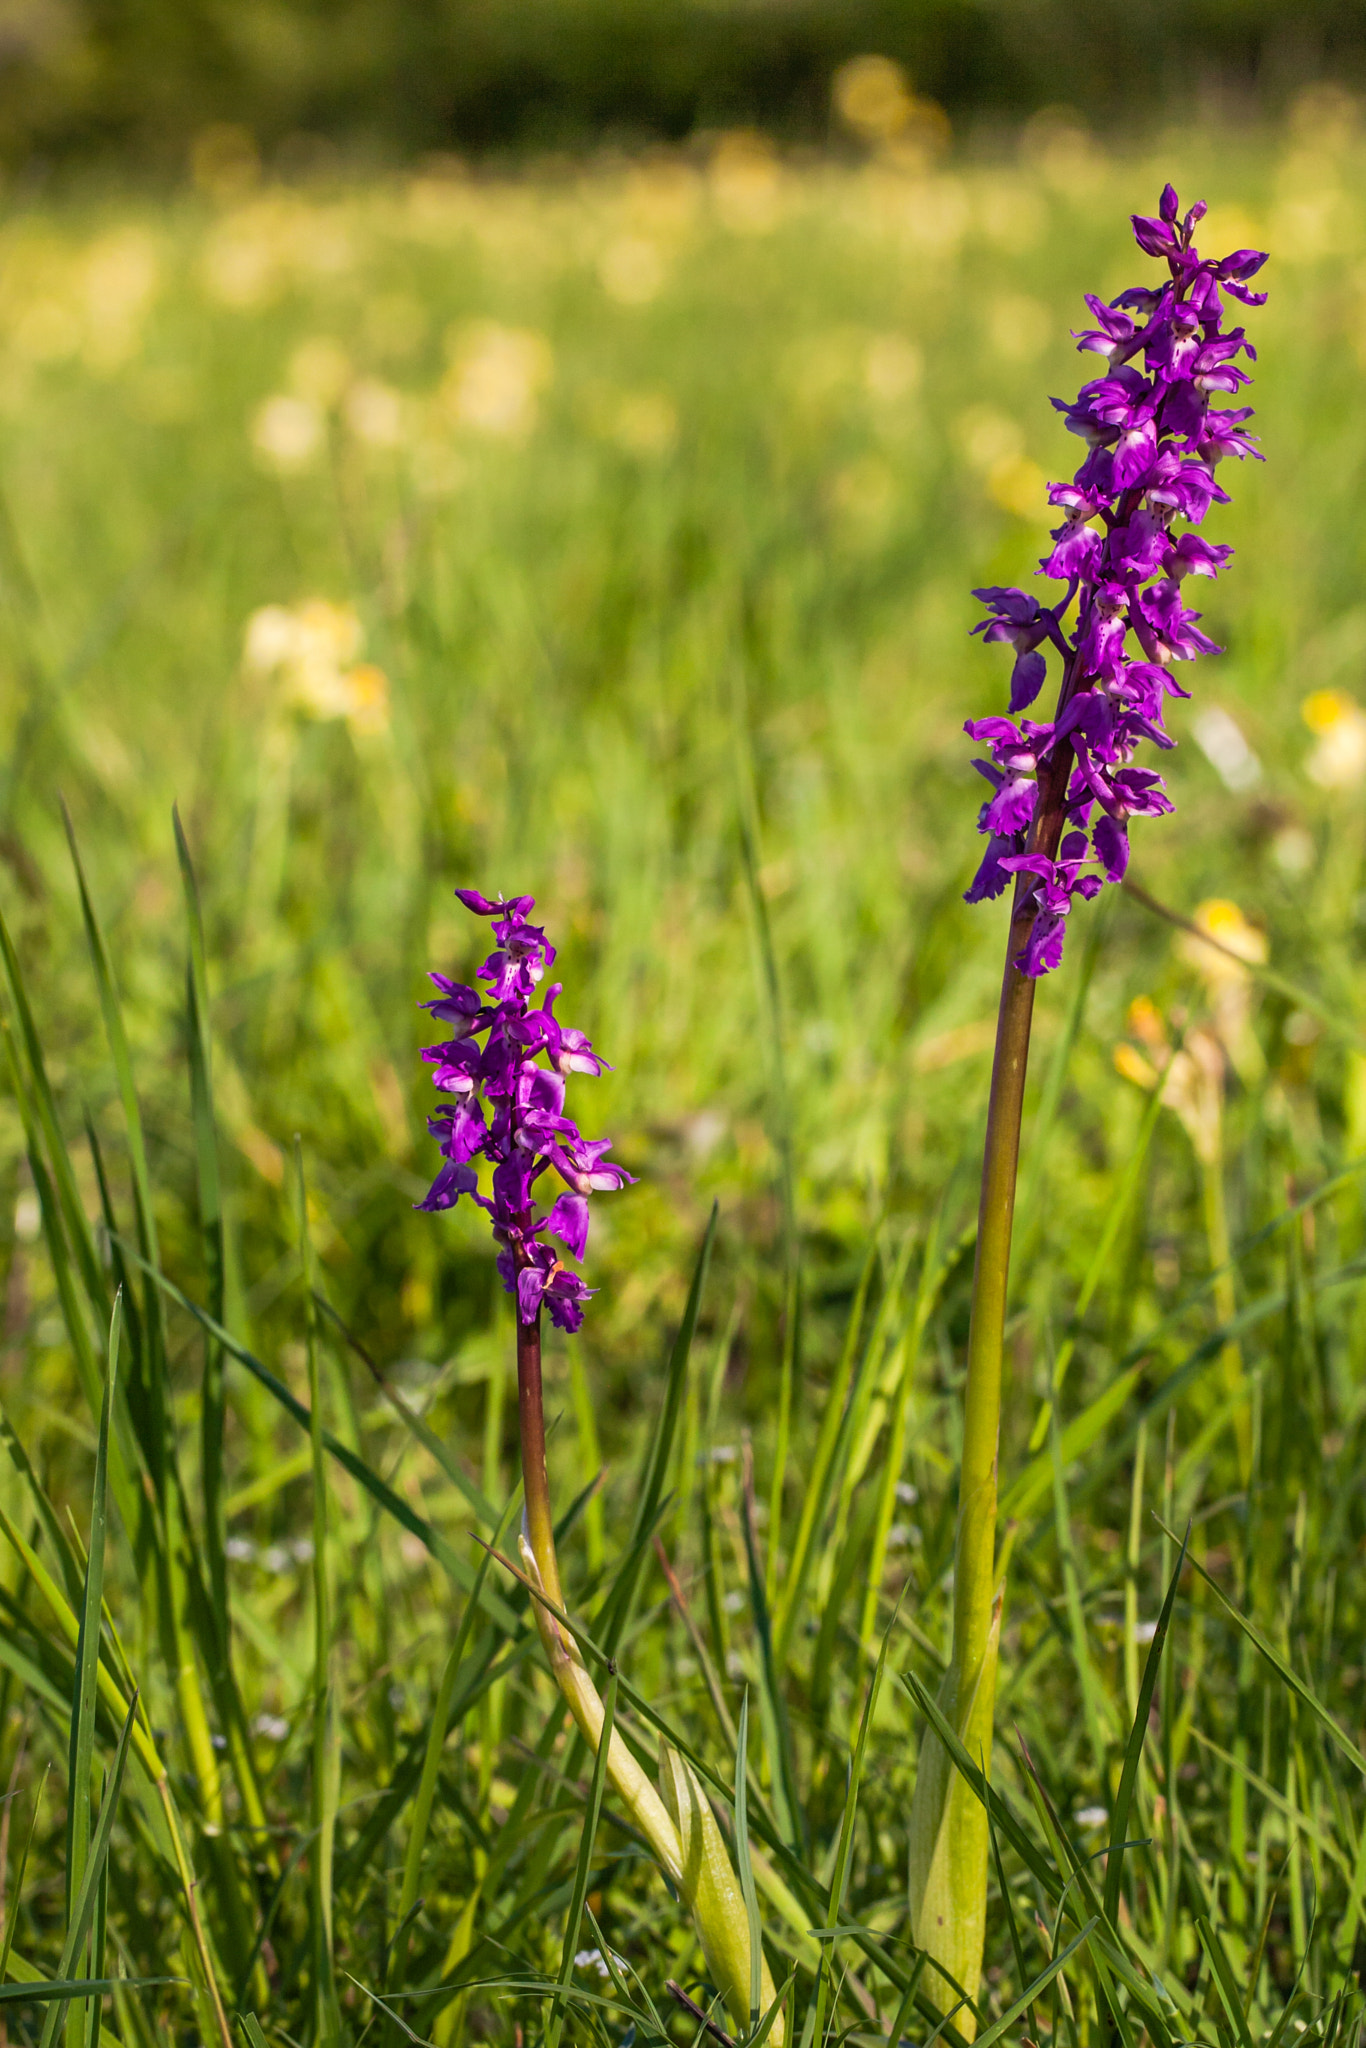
[0,95,1365,2045]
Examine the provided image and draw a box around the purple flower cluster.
[416,891,634,1332]
[965,185,1268,976]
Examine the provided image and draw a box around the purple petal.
[547,1192,590,1261]
[1009,649,1047,712]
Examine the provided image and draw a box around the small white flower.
[253,1713,289,1742]
[1133,1620,1159,1645]
[1074,1806,1109,1829]
[574,1948,610,1979]
[224,1536,255,1562]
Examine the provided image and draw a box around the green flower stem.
[516,1309,563,1613]
[954,911,1036,1700]
[910,740,1075,2018]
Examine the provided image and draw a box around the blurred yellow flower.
[344,378,405,447]
[343,663,391,736]
[1177,898,1268,986]
[243,600,389,735]
[833,56,915,142]
[82,229,159,372]
[863,334,921,403]
[1114,997,1226,1166]
[251,394,324,473]
[289,336,351,407]
[709,132,783,235]
[598,235,667,305]
[1176,899,1268,1085]
[1302,688,1366,787]
[442,322,553,437]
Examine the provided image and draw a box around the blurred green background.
[3,0,1366,168]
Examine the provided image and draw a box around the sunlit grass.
[1,90,1365,2043]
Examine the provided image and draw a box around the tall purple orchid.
[416,889,633,1331]
[964,185,1268,976]
[910,190,1269,2020]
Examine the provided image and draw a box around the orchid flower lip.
[416,891,634,1329]
[964,184,1267,975]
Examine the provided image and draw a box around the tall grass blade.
[772,1239,875,1667]
[121,1245,522,1633]
[173,809,229,1633]
[295,1142,342,2048]
[1156,1519,1366,1781]
[973,1923,1097,2048]
[0,906,107,1313]
[38,1694,137,2048]
[63,1295,119,2048]
[809,1623,891,2047]
[0,1765,48,1986]
[546,1667,617,2048]
[600,1202,716,1656]
[1103,1523,1188,1924]
[735,1690,762,2030]
[740,1445,801,1849]
[1195,1918,1256,2048]
[389,1496,519,1996]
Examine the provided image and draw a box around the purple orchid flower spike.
[417,891,634,1331]
[963,186,1268,976]
[914,186,1269,2019]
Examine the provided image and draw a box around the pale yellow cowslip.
[519,1536,782,2042]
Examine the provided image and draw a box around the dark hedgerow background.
[4,0,1366,167]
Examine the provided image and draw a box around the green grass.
[0,101,1365,2044]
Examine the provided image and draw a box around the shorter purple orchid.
[417,892,634,1332]
[963,184,1268,976]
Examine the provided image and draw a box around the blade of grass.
[809,1622,891,2048]
[312,1292,498,1528]
[740,1439,801,1849]
[389,1494,519,1996]
[546,1667,618,2048]
[1195,1918,1255,2048]
[1124,878,1366,1052]
[63,1296,119,2048]
[600,1203,717,1657]
[120,1243,521,1634]
[1104,1522,1188,1925]
[735,1690,762,2032]
[0,1765,48,1985]
[38,1695,137,2048]
[173,809,229,1639]
[1155,1517,1366,1782]
[0,908,107,1314]
[771,1237,875,1668]
[296,1143,342,2048]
